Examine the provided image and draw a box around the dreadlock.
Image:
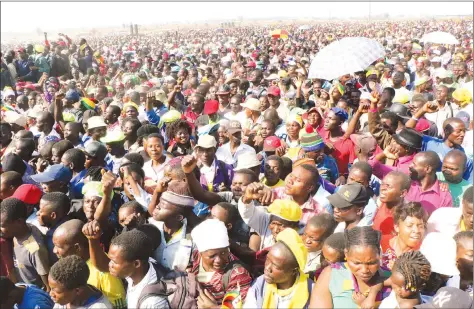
[392,251,431,291]
[85,166,104,181]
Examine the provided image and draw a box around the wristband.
[369,108,378,113]
[411,116,419,121]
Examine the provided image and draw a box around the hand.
[335,175,346,186]
[55,90,65,101]
[253,135,264,147]
[36,157,49,173]
[197,288,218,309]
[174,85,182,92]
[101,170,117,195]
[146,91,156,105]
[155,177,171,193]
[352,291,367,307]
[357,102,370,114]
[439,182,449,192]
[383,145,399,160]
[275,145,287,157]
[177,76,184,86]
[181,155,197,174]
[422,102,439,114]
[122,212,142,229]
[370,90,380,103]
[217,182,228,192]
[82,220,102,240]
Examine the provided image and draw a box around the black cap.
[327,183,370,209]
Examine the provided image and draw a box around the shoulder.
[139,295,170,309]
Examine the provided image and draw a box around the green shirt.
[436,172,471,208]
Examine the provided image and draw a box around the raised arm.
[94,171,116,223]
[405,101,439,129]
[343,101,369,139]
[82,220,110,273]
[53,91,66,132]
[368,91,392,149]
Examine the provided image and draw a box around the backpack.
[137,263,199,309]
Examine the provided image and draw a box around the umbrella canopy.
[308,37,385,81]
[298,25,311,31]
[270,29,289,39]
[421,31,459,45]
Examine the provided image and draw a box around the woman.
[304,107,323,132]
[381,202,427,270]
[165,119,194,157]
[123,102,139,119]
[309,226,391,308]
[217,124,229,147]
[190,219,253,307]
[122,117,141,151]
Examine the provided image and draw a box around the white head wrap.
[191,219,230,253]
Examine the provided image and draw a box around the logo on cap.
[343,190,351,199]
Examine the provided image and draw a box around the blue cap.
[65,90,80,102]
[171,66,180,73]
[31,164,73,183]
[331,107,349,122]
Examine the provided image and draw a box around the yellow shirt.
[261,178,285,189]
[87,259,127,309]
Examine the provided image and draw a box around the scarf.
[262,271,309,309]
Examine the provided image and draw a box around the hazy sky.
[2,2,472,33]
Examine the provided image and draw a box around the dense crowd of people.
[0,17,473,309]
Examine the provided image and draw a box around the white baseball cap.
[241,98,260,112]
[195,134,217,149]
[234,152,261,171]
[87,116,107,130]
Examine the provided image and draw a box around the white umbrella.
[421,31,459,45]
[308,37,385,81]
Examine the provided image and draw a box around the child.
[454,231,473,295]
[314,232,346,281]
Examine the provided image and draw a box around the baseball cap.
[263,136,282,152]
[84,141,108,159]
[234,152,261,171]
[227,120,242,134]
[216,84,231,95]
[87,116,107,129]
[100,131,126,144]
[268,199,302,222]
[12,184,43,205]
[241,98,260,111]
[195,134,217,149]
[203,100,219,115]
[245,61,256,68]
[267,86,281,97]
[414,287,473,309]
[327,183,370,208]
[350,134,377,152]
[31,164,73,184]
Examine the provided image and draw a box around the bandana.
[161,191,195,207]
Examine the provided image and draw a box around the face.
[122,121,136,139]
[307,111,321,127]
[322,244,342,266]
[229,98,241,114]
[210,205,231,228]
[305,148,325,164]
[125,107,138,119]
[197,147,216,166]
[442,155,464,183]
[461,200,473,231]
[51,148,63,164]
[190,95,204,112]
[347,168,369,187]
[41,180,64,194]
[152,199,179,222]
[0,125,12,145]
[436,87,448,101]
[267,94,279,107]
[228,131,242,145]
[91,127,107,140]
[345,245,380,283]
[108,245,136,278]
[146,137,163,161]
[52,232,78,258]
[456,238,473,275]
[0,178,17,200]
[285,166,314,197]
[217,127,229,145]
[264,159,281,183]
[391,271,415,298]
[48,277,76,305]
[395,216,425,249]
[379,175,405,203]
[201,247,230,272]
[231,173,253,201]
[36,115,50,132]
[105,107,118,124]
[302,225,325,252]
[174,128,190,145]
[446,121,466,146]
[286,121,301,137]
[333,205,362,223]
[37,199,56,227]
[324,111,340,131]
[264,244,297,285]
[64,123,80,141]
[409,155,428,181]
[259,96,270,111]
[83,196,102,221]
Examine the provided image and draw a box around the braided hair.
[85,166,104,181]
[392,251,431,292]
[344,226,381,254]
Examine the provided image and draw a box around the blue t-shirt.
[16,284,54,309]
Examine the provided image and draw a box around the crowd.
[0,17,473,309]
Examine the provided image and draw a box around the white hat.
[265,74,279,81]
[296,68,306,75]
[4,111,27,127]
[87,116,107,129]
[241,98,260,112]
[195,134,217,149]
[234,152,261,171]
[191,219,229,252]
[431,56,442,63]
[420,232,459,276]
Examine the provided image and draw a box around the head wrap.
[80,97,96,110]
[123,102,139,112]
[158,110,182,128]
[335,82,345,95]
[300,132,325,152]
[452,88,472,107]
[366,69,380,78]
[82,181,113,199]
[191,219,229,253]
[331,107,348,122]
[286,113,303,127]
[161,191,195,207]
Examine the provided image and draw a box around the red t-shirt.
[372,203,395,236]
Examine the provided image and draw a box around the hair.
[420,151,441,172]
[392,251,431,291]
[122,117,142,133]
[0,198,27,221]
[324,232,346,256]
[108,104,121,116]
[39,111,55,126]
[165,119,192,142]
[380,111,399,127]
[1,171,23,189]
[137,124,160,140]
[393,201,427,225]
[307,213,337,239]
[62,148,86,169]
[444,149,467,170]
[0,276,16,300]
[41,192,71,216]
[110,230,153,262]
[344,226,381,254]
[40,140,56,158]
[234,168,259,183]
[120,200,147,216]
[386,171,411,191]
[2,153,26,175]
[85,166,104,181]
[384,87,395,98]
[411,93,427,105]
[0,122,12,134]
[52,140,74,156]
[280,157,293,180]
[266,155,283,170]
[119,162,145,180]
[463,186,473,204]
[49,255,90,290]
[454,230,474,245]
[145,132,164,145]
[16,130,34,140]
[298,164,320,195]
[16,138,35,155]
[56,219,88,248]
[350,161,373,180]
[215,202,238,224]
[123,152,145,168]
[135,224,162,251]
[65,122,84,134]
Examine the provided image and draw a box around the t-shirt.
[13,224,50,288]
[436,172,471,208]
[53,289,113,309]
[16,284,54,309]
[86,260,127,309]
[372,203,395,236]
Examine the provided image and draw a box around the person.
[301,213,337,274]
[0,197,51,290]
[406,151,453,215]
[104,105,122,133]
[122,117,141,152]
[82,226,170,308]
[0,171,23,200]
[142,133,171,184]
[243,228,314,309]
[453,231,473,294]
[234,152,262,178]
[84,141,108,169]
[216,120,256,167]
[63,122,85,149]
[165,119,194,157]
[372,171,411,235]
[37,111,61,152]
[0,276,54,309]
[437,150,471,208]
[427,186,473,236]
[31,164,73,196]
[101,131,126,174]
[52,219,127,309]
[319,232,346,271]
[327,183,371,233]
[61,148,87,199]
[51,140,74,165]
[48,255,113,308]
[86,116,108,146]
[261,155,285,188]
[379,251,431,309]
[191,219,253,306]
[309,226,391,308]
[414,287,473,309]
[381,202,427,270]
[267,85,290,122]
[12,183,48,234]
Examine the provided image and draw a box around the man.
[36,111,61,152]
[84,141,108,169]
[0,171,22,201]
[195,135,234,192]
[82,226,170,308]
[216,84,232,115]
[216,120,256,167]
[427,186,473,237]
[0,122,13,160]
[406,151,453,215]
[267,86,290,122]
[261,155,285,189]
[372,171,411,235]
[12,184,48,234]
[391,71,411,102]
[224,94,244,122]
[243,228,313,309]
[246,69,266,99]
[0,276,54,309]
[101,131,126,174]
[61,148,87,199]
[52,219,126,308]
[407,94,438,137]
[423,85,458,131]
[64,122,85,149]
[241,97,263,135]
[328,183,371,233]
[0,198,51,290]
[104,105,122,133]
[437,150,471,208]
[31,164,73,195]
[184,93,205,130]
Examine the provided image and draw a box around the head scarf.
[82,181,113,199]
[452,88,472,107]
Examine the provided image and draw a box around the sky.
[1,2,472,34]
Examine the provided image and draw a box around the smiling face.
[394,216,425,249]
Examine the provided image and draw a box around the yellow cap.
[393,92,410,104]
[278,70,288,78]
[268,199,302,222]
[452,88,472,104]
[366,69,380,78]
[276,228,308,270]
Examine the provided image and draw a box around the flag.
[221,283,242,309]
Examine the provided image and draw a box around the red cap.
[263,136,282,152]
[203,100,219,115]
[415,118,430,133]
[267,86,281,97]
[12,184,43,205]
[24,83,36,90]
[245,61,256,68]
